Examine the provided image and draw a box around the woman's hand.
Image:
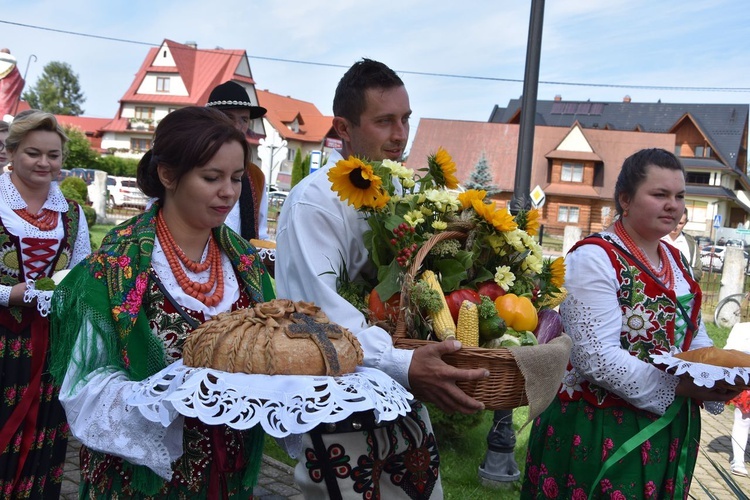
[8,282,33,308]
[675,376,744,402]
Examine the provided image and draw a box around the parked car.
[694,235,712,251]
[700,245,750,273]
[107,176,149,208]
[268,191,288,209]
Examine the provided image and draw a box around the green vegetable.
[478,315,506,342]
[518,331,538,346]
[35,277,56,291]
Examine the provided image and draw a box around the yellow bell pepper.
[494,294,538,332]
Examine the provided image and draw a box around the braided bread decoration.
[183,299,364,376]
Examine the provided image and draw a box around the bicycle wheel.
[714,296,743,329]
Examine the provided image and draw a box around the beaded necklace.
[13,207,58,231]
[155,211,224,307]
[614,219,673,289]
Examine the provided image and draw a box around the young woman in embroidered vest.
[521,148,741,499]
[49,107,274,498]
[0,111,91,498]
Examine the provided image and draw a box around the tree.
[23,61,86,115]
[63,126,99,169]
[464,152,500,195]
[96,155,139,177]
[290,148,305,188]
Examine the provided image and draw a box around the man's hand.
[408,339,489,414]
[675,376,744,402]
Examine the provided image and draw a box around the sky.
[2,0,750,152]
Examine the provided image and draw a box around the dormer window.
[561,162,584,183]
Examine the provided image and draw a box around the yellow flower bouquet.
[328,147,566,342]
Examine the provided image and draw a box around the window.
[558,206,580,223]
[561,162,584,183]
[695,146,704,157]
[134,107,155,120]
[156,77,170,92]
[675,144,682,156]
[130,138,152,151]
[686,172,711,185]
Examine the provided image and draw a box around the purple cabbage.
[534,309,564,344]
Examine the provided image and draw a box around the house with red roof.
[256,89,333,189]
[100,39,266,162]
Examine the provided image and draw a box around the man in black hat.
[206,81,269,242]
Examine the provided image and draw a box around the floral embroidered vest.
[559,235,702,409]
[0,202,81,326]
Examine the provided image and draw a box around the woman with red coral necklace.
[49,107,274,498]
[0,111,91,498]
[522,149,741,499]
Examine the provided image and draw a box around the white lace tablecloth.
[651,351,750,389]
[127,361,413,438]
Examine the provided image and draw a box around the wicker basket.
[393,230,529,410]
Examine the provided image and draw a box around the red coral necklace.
[615,219,673,289]
[13,207,58,231]
[155,211,224,306]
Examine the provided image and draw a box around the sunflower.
[549,256,566,288]
[515,208,540,236]
[457,189,487,209]
[329,156,389,210]
[490,207,518,232]
[427,147,459,189]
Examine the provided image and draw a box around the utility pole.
[479,0,546,488]
[509,0,545,215]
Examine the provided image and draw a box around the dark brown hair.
[614,148,685,216]
[137,107,248,200]
[333,58,404,126]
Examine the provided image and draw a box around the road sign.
[530,185,546,208]
[713,214,722,229]
[309,150,322,174]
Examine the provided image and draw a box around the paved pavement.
[59,407,748,499]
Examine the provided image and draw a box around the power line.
[3,18,750,93]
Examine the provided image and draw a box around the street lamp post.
[479,0,546,488]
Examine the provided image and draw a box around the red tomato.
[477,281,505,301]
[445,289,482,323]
[368,289,401,322]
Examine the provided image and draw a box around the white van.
[107,176,148,208]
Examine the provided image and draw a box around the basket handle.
[393,230,468,340]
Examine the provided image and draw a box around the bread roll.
[183,299,363,376]
[673,347,750,368]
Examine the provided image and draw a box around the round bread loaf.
[183,299,363,376]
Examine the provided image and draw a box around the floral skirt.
[0,321,69,499]
[521,397,701,499]
[730,390,750,414]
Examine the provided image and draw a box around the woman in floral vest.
[0,111,90,498]
[50,107,274,498]
[521,148,740,499]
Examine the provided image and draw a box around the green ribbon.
[588,397,692,498]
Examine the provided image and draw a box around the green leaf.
[433,258,468,292]
[374,260,402,301]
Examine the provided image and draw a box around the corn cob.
[456,300,479,347]
[421,270,455,340]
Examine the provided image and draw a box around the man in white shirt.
[275,59,488,499]
[662,208,702,280]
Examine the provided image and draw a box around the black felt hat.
[206,81,266,119]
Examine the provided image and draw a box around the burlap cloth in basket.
[507,334,572,421]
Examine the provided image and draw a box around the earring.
[623,209,629,217]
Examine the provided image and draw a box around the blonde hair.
[5,111,68,153]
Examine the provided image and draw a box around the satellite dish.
[0,52,17,80]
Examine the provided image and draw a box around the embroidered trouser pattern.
[295,404,442,500]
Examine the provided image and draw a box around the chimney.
[554,95,562,101]
[623,95,632,103]
[185,41,197,49]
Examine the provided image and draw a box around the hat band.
[207,100,257,108]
